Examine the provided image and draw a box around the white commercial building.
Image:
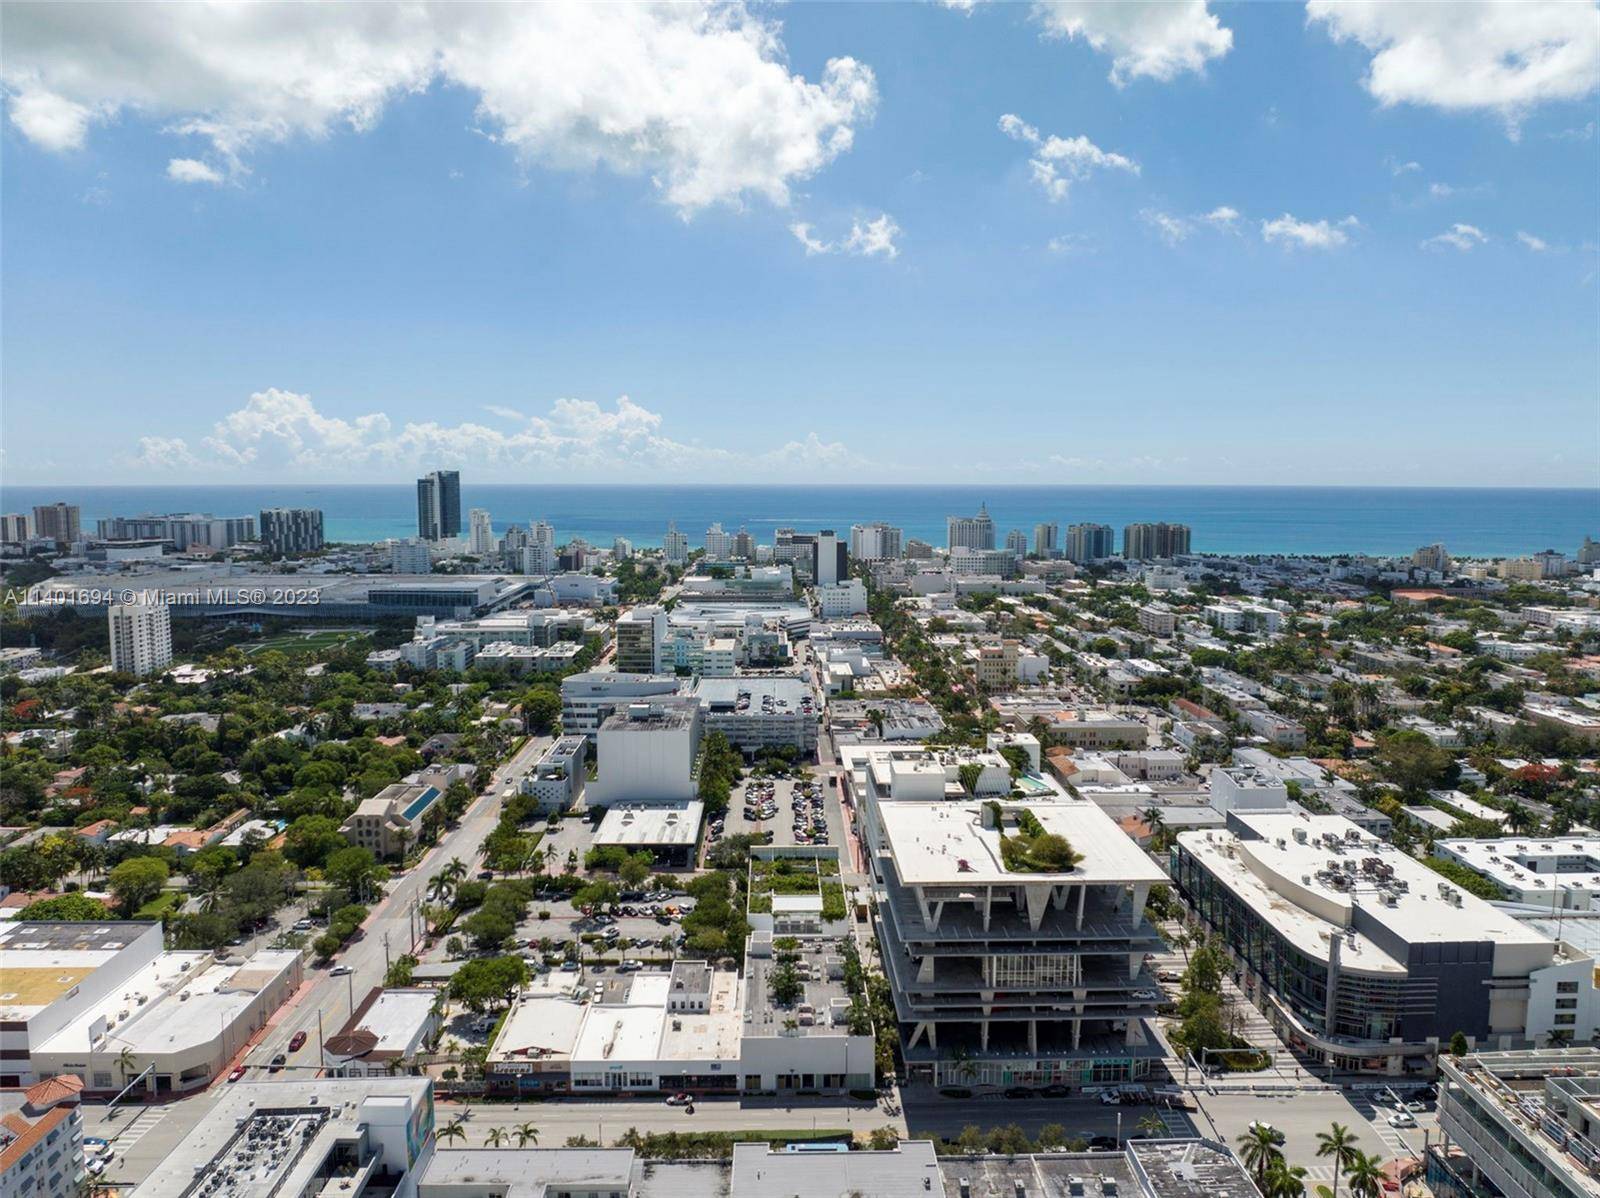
[1433,836,1600,911]
[589,699,703,805]
[131,1078,436,1198]
[662,522,690,565]
[322,988,441,1077]
[815,578,867,617]
[107,600,172,677]
[560,671,681,737]
[2,921,303,1095]
[1172,812,1600,1071]
[614,605,670,674]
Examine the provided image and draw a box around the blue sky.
[2,1,1597,486]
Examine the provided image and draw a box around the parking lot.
[711,774,845,852]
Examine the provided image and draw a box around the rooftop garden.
[747,853,846,920]
[989,803,1083,874]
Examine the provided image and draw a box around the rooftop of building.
[877,801,1167,888]
[326,987,436,1059]
[742,939,855,1039]
[1176,812,1551,973]
[39,948,301,1058]
[0,921,159,1018]
[1438,1048,1600,1191]
[129,1077,432,1198]
[593,802,705,848]
[1436,836,1600,895]
[600,699,701,732]
[734,1141,941,1198]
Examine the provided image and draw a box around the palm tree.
[1137,1115,1166,1139]
[485,1127,509,1148]
[116,1046,139,1085]
[1503,800,1539,836]
[1265,1161,1308,1198]
[1236,1126,1284,1192]
[437,1117,467,1147]
[515,1122,540,1148]
[444,857,468,884]
[1344,1151,1385,1198]
[1316,1122,1362,1198]
[428,873,456,904]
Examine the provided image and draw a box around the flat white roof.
[572,1002,666,1064]
[1436,836,1600,897]
[40,949,300,1056]
[1178,813,1551,975]
[347,988,437,1051]
[493,996,587,1061]
[878,800,1168,887]
[594,802,704,848]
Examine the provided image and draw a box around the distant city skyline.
[2,2,1597,486]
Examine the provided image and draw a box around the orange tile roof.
[23,1074,83,1109]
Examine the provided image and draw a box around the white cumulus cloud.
[147,388,867,480]
[1,2,878,213]
[1029,1,1233,85]
[166,157,224,185]
[1141,204,1240,245]
[999,113,1138,202]
[789,214,901,259]
[1307,0,1600,133]
[1517,231,1551,252]
[1422,223,1490,251]
[1261,213,1359,250]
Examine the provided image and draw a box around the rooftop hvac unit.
[959,1180,971,1198]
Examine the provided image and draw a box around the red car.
[288,1031,308,1052]
[228,1066,247,1083]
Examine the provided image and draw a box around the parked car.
[288,1031,308,1052]
[269,1054,287,1073]
[1388,1112,1417,1128]
[330,965,352,976]
[228,1065,247,1083]
[665,1092,693,1106]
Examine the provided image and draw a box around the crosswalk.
[110,1107,166,1153]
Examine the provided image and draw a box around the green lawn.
[242,629,366,657]
[135,891,182,919]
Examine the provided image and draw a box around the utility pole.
[384,931,391,970]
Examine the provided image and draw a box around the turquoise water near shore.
[1,484,1594,558]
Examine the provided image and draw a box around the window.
[1556,981,1579,994]
[1555,998,1577,1010]
[1554,1013,1576,1025]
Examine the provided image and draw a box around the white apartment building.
[524,520,557,575]
[389,537,433,574]
[0,1089,84,1198]
[1137,603,1176,636]
[663,522,690,565]
[1204,602,1283,633]
[947,506,995,551]
[850,522,903,561]
[467,508,495,556]
[107,599,172,677]
[704,523,734,560]
[816,579,868,617]
[520,736,588,811]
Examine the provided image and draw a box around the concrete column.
[983,887,993,932]
[981,1021,990,1052]
[1130,883,1150,928]
[1072,1019,1081,1050]
[1029,1021,1038,1053]
[1025,885,1049,930]
[1076,884,1087,930]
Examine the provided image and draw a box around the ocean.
[1,484,1595,558]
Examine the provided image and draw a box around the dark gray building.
[259,507,325,556]
[416,470,461,541]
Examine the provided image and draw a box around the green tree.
[1315,1122,1361,1198]
[1236,1125,1285,1192]
[109,856,169,915]
[1344,1151,1386,1198]
[1450,1030,1469,1057]
[18,893,110,920]
[284,815,347,869]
